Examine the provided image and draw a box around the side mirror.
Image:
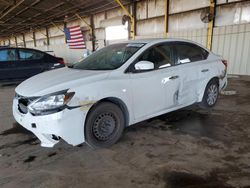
[179,58,191,64]
[83,49,92,58]
[134,61,154,71]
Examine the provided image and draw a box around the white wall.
[212,23,250,75]
[135,0,250,75]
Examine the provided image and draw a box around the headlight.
[28,90,75,115]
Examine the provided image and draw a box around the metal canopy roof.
[0,0,131,38]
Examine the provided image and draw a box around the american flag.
[64,25,86,49]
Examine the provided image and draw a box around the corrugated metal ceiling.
[0,0,131,37]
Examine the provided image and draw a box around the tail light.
[221,59,228,68]
[58,58,65,65]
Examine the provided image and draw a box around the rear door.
[15,48,45,79]
[173,42,209,105]
[43,54,63,70]
[0,48,18,80]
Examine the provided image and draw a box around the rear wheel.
[200,79,219,108]
[85,102,125,148]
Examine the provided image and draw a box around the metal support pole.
[15,36,17,47]
[22,33,26,48]
[164,0,169,37]
[33,32,36,47]
[75,14,93,34]
[64,22,67,43]
[115,0,135,39]
[45,27,50,46]
[51,22,65,33]
[90,14,95,52]
[132,1,137,37]
[75,13,95,50]
[207,0,216,50]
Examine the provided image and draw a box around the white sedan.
[13,39,227,148]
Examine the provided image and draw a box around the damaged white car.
[13,39,227,148]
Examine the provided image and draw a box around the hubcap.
[93,113,116,141]
[207,84,218,106]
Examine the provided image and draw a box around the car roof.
[0,47,41,51]
[127,38,197,44]
[124,38,208,50]
[0,47,55,55]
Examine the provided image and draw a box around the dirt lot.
[0,76,250,188]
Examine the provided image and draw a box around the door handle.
[201,69,209,72]
[169,75,179,80]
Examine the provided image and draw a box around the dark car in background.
[0,47,65,81]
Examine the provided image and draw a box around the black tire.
[199,79,219,108]
[85,102,125,148]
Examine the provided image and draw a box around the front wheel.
[200,79,219,108]
[85,102,125,148]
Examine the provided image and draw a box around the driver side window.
[138,43,174,70]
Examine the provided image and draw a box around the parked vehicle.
[13,39,227,148]
[0,47,65,81]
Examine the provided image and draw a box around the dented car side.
[13,39,227,148]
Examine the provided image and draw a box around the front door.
[129,43,180,120]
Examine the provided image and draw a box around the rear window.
[174,42,209,64]
[19,49,44,60]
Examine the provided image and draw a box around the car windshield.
[71,43,145,70]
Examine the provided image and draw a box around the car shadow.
[125,105,224,141]
[0,80,23,87]
[0,122,32,136]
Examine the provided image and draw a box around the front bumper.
[13,99,86,147]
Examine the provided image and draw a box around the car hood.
[15,67,110,97]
